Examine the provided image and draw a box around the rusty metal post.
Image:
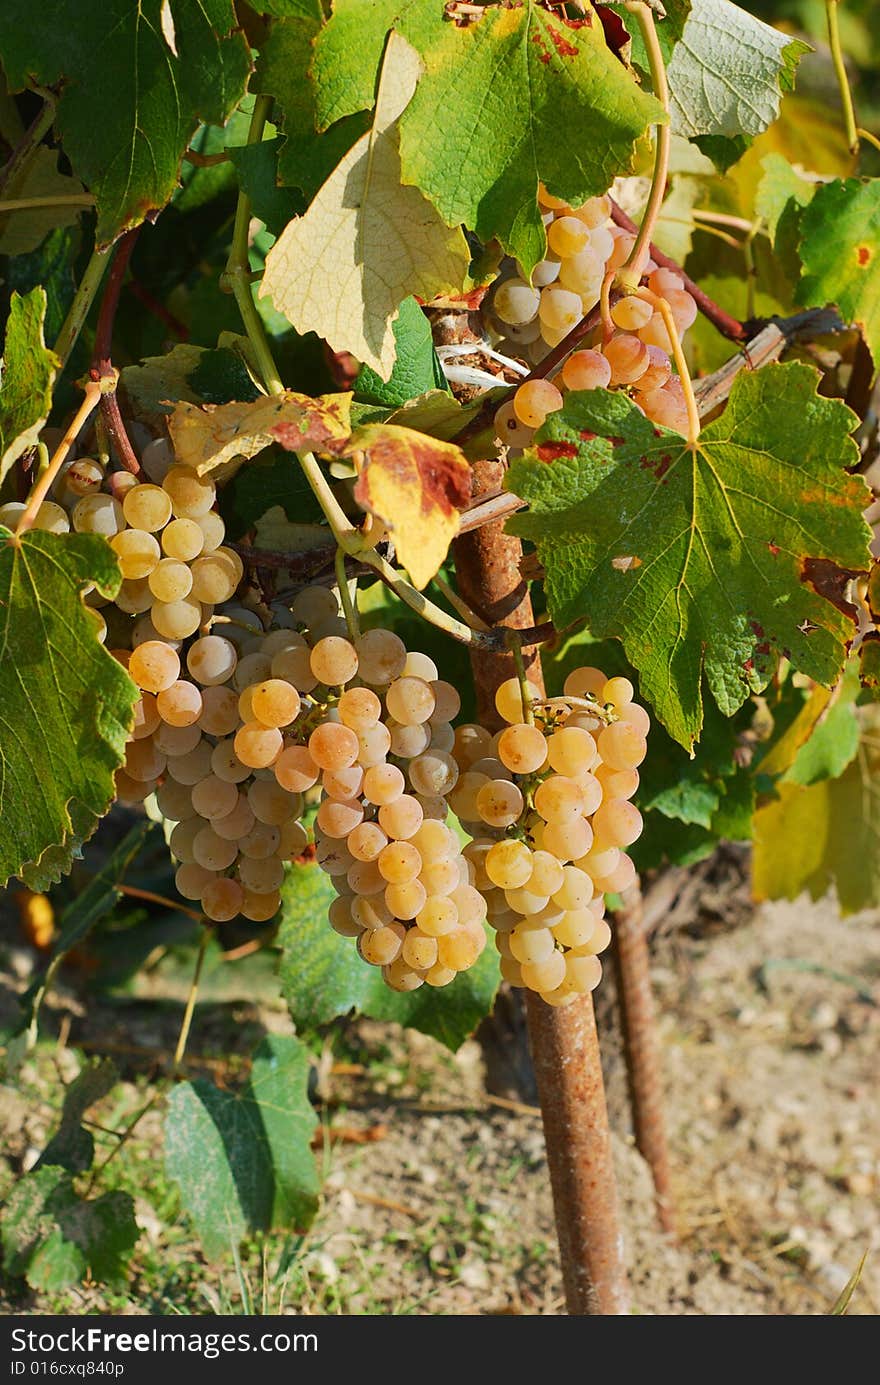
[613,884,676,1236]
[454,459,630,1315]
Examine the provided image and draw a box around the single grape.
[110,529,161,579]
[129,641,180,694]
[151,596,202,641]
[538,286,582,331]
[560,349,612,392]
[201,877,245,923]
[308,722,359,771]
[163,465,216,518]
[156,679,202,727]
[494,278,541,326]
[494,401,535,449]
[338,686,382,730]
[611,297,653,332]
[362,763,405,806]
[512,379,563,429]
[592,798,643,849]
[497,723,548,775]
[308,635,357,687]
[234,722,283,769]
[122,484,172,532]
[597,720,647,770]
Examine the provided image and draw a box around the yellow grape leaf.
[752,718,880,914]
[168,392,353,475]
[346,423,471,589]
[260,32,470,380]
[757,683,834,779]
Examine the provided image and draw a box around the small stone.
[458,1258,490,1291]
[21,1145,41,1172]
[810,1001,838,1031]
[842,1171,874,1197]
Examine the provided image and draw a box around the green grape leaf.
[0,289,59,486]
[754,152,817,243]
[354,297,448,408]
[219,447,325,539]
[164,1035,319,1259]
[37,1059,117,1174]
[226,138,304,237]
[251,1,323,17]
[188,347,261,408]
[5,228,80,349]
[2,1167,138,1290]
[0,0,251,245]
[0,530,139,888]
[254,13,369,199]
[506,363,871,749]
[0,146,87,256]
[665,0,809,142]
[278,863,500,1052]
[309,0,442,130]
[780,666,861,788]
[752,720,880,915]
[398,1,664,275]
[261,32,469,379]
[796,178,880,368]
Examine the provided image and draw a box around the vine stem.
[117,883,203,925]
[53,245,111,372]
[619,3,671,290]
[12,377,107,537]
[637,287,701,444]
[0,92,56,197]
[221,94,284,395]
[509,632,535,725]
[858,126,880,154]
[173,927,212,1073]
[0,194,94,213]
[335,544,361,640]
[826,0,859,156]
[92,227,142,475]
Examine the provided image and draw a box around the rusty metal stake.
[454,460,630,1315]
[613,883,677,1237]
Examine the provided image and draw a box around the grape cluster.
[303,633,489,993]
[488,186,697,445]
[449,667,648,1007]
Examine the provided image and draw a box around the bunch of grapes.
[448,667,648,1007]
[298,631,489,993]
[488,185,697,447]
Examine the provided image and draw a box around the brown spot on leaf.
[801,555,862,620]
[608,435,626,447]
[611,554,642,572]
[579,429,597,442]
[531,31,551,62]
[768,541,780,556]
[536,441,579,463]
[546,23,577,58]
[857,245,871,267]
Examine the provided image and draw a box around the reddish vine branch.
[608,200,747,342]
[90,227,142,475]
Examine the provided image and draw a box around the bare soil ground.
[1,864,878,1316]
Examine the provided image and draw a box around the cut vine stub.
[453,458,631,1316]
